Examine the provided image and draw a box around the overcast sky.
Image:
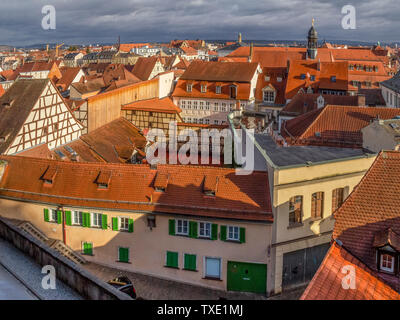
[0,0,398,46]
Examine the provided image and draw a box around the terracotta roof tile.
[122,97,181,114]
[301,242,400,300]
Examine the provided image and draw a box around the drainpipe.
[60,206,67,245]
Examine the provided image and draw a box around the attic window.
[41,166,58,185]
[310,75,316,81]
[216,86,222,94]
[265,75,270,81]
[201,84,207,93]
[300,74,306,80]
[96,171,111,189]
[331,76,336,83]
[230,85,237,99]
[203,176,218,197]
[154,172,169,192]
[187,84,192,93]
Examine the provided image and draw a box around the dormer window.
[41,166,58,186]
[203,175,218,197]
[230,85,237,99]
[201,84,207,93]
[187,83,192,93]
[96,171,111,190]
[380,254,395,273]
[216,86,221,94]
[374,228,400,274]
[331,76,336,83]
[300,74,306,80]
[154,172,169,193]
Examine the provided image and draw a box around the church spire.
[307,18,318,60]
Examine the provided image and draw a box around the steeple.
[238,32,242,43]
[307,18,318,60]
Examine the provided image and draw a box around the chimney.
[248,42,254,62]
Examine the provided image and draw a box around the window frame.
[204,257,222,280]
[289,195,303,226]
[176,219,189,236]
[227,226,240,241]
[119,217,130,231]
[118,247,130,263]
[198,222,212,239]
[72,210,83,226]
[311,192,325,220]
[380,253,395,273]
[50,209,58,223]
[91,212,103,229]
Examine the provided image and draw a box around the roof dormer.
[41,165,58,186]
[374,228,400,274]
[96,171,111,189]
[203,175,218,197]
[154,172,169,192]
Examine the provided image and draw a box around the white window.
[205,257,221,279]
[214,120,219,125]
[380,254,395,273]
[73,211,83,226]
[187,84,192,92]
[201,85,207,93]
[230,104,235,111]
[205,102,210,110]
[193,101,198,110]
[119,217,130,231]
[205,119,210,124]
[199,101,204,110]
[180,101,186,109]
[265,75,270,81]
[263,90,275,103]
[187,101,192,109]
[50,209,58,222]
[92,213,103,228]
[214,103,219,111]
[216,86,221,94]
[176,219,189,235]
[199,222,211,238]
[228,226,240,241]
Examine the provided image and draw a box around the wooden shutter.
[128,219,134,233]
[119,248,129,262]
[44,208,49,222]
[189,221,198,238]
[101,214,107,230]
[240,227,246,243]
[85,213,91,227]
[169,219,176,236]
[211,224,218,240]
[166,251,178,268]
[184,254,196,271]
[311,192,324,219]
[220,225,227,241]
[57,211,62,224]
[65,211,72,226]
[112,217,119,231]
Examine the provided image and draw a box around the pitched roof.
[0,156,273,222]
[0,79,49,154]
[381,71,400,93]
[180,61,259,82]
[131,56,159,81]
[333,151,400,291]
[52,118,146,163]
[56,67,83,91]
[301,242,400,300]
[282,105,400,148]
[122,97,181,114]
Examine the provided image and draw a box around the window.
[265,75,270,81]
[289,196,303,225]
[193,101,198,110]
[300,74,306,80]
[180,101,186,109]
[184,254,197,271]
[50,209,58,223]
[204,257,221,279]
[380,253,395,273]
[199,101,204,110]
[216,86,221,94]
[331,76,336,82]
[311,192,324,219]
[221,103,227,112]
[176,219,189,235]
[205,102,210,110]
[263,90,275,103]
[228,226,240,241]
[230,86,237,99]
[214,120,219,125]
[166,251,179,268]
[310,75,316,81]
[201,85,207,93]
[119,217,130,231]
[92,213,103,228]
[118,247,129,263]
[187,101,192,109]
[82,242,93,255]
[199,222,211,238]
[187,84,192,92]
[73,211,83,226]
[332,188,345,213]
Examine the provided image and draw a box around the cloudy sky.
[0,0,398,46]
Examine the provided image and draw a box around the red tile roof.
[0,156,273,222]
[282,105,400,148]
[131,56,159,81]
[122,97,181,114]
[180,60,259,82]
[333,151,400,291]
[301,242,400,300]
[119,43,150,53]
[56,67,83,91]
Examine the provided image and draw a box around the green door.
[227,261,267,294]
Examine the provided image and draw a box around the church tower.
[238,32,242,43]
[307,18,318,60]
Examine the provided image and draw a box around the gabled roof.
[380,71,400,93]
[56,67,83,91]
[0,156,273,222]
[0,79,49,154]
[333,151,400,290]
[122,97,181,114]
[301,242,400,300]
[180,61,259,82]
[131,56,159,81]
[282,105,400,148]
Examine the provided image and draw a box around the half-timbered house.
[0,78,83,155]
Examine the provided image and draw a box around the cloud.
[0,0,398,46]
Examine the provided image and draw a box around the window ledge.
[287,223,304,230]
[183,269,198,272]
[225,239,241,244]
[203,277,222,281]
[164,265,179,270]
[116,260,131,264]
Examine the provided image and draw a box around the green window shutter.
[211,224,218,240]
[57,211,62,224]
[220,225,227,241]
[166,251,178,268]
[85,213,91,228]
[65,211,72,226]
[112,217,119,231]
[44,208,49,222]
[168,219,175,236]
[128,219,134,233]
[240,227,246,243]
[189,221,198,238]
[83,242,93,255]
[184,254,196,271]
[119,247,129,262]
[102,214,108,230]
